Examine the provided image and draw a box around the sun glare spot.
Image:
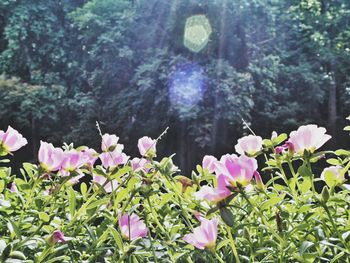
[184,15,212,53]
[169,64,207,115]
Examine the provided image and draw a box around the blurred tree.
[0,0,349,172]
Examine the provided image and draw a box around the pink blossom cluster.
[0,124,337,249]
[275,124,331,155]
[195,153,259,203]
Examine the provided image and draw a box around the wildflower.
[92,175,119,193]
[271,131,278,140]
[101,133,123,152]
[183,217,219,250]
[321,166,345,187]
[118,213,148,240]
[194,175,231,203]
[235,135,263,156]
[288,125,331,155]
[130,157,150,173]
[60,150,87,174]
[202,155,217,173]
[138,136,156,157]
[38,141,64,172]
[253,171,264,190]
[67,171,85,184]
[194,212,205,222]
[80,147,98,167]
[216,154,258,188]
[274,146,285,154]
[99,150,129,169]
[10,182,18,193]
[175,175,194,193]
[49,230,67,244]
[0,126,27,153]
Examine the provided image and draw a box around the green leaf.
[300,177,311,193]
[300,241,314,254]
[7,221,21,240]
[109,226,124,250]
[260,194,283,210]
[323,170,337,187]
[0,180,5,193]
[298,164,313,178]
[111,166,131,180]
[272,133,287,145]
[38,212,50,223]
[115,188,129,205]
[326,158,341,165]
[335,149,350,156]
[80,182,88,199]
[216,239,230,250]
[86,198,109,210]
[219,207,234,227]
[263,139,272,147]
[68,188,76,217]
[206,206,219,216]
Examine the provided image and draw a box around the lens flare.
[184,15,212,53]
[169,63,207,116]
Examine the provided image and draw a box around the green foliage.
[0,124,350,261]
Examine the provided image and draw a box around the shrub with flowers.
[0,122,349,262]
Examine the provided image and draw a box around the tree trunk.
[31,115,38,160]
[328,72,337,143]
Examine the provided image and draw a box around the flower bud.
[49,230,67,245]
[321,186,330,203]
[253,171,264,190]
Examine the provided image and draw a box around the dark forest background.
[0,0,350,174]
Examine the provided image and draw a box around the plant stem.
[144,212,158,263]
[276,162,298,201]
[240,190,285,246]
[287,159,300,192]
[226,225,241,263]
[214,252,226,263]
[146,197,170,239]
[322,203,350,252]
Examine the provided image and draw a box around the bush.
[0,122,349,262]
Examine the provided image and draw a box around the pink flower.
[10,182,18,193]
[99,150,129,169]
[92,175,119,193]
[274,146,285,154]
[67,170,85,184]
[118,213,148,240]
[321,166,345,187]
[38,141,64,172]
[138,136,156,157]
[80,147,98,166]
[194,175,231,203]
[61,150,87,173]
[202,155,217,173]
[183,217,219,250]
[49,230,67,244]
[130,157,150,173]
[254,171,264,190]
[235,135,263,156]
[101,133,123,152]
[0,126,27,152]
[194,212,205,222]
[216,154,258,188]
[288,125,331,154]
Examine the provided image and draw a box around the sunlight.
[184,14,212,52]
[168,63,207,114]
